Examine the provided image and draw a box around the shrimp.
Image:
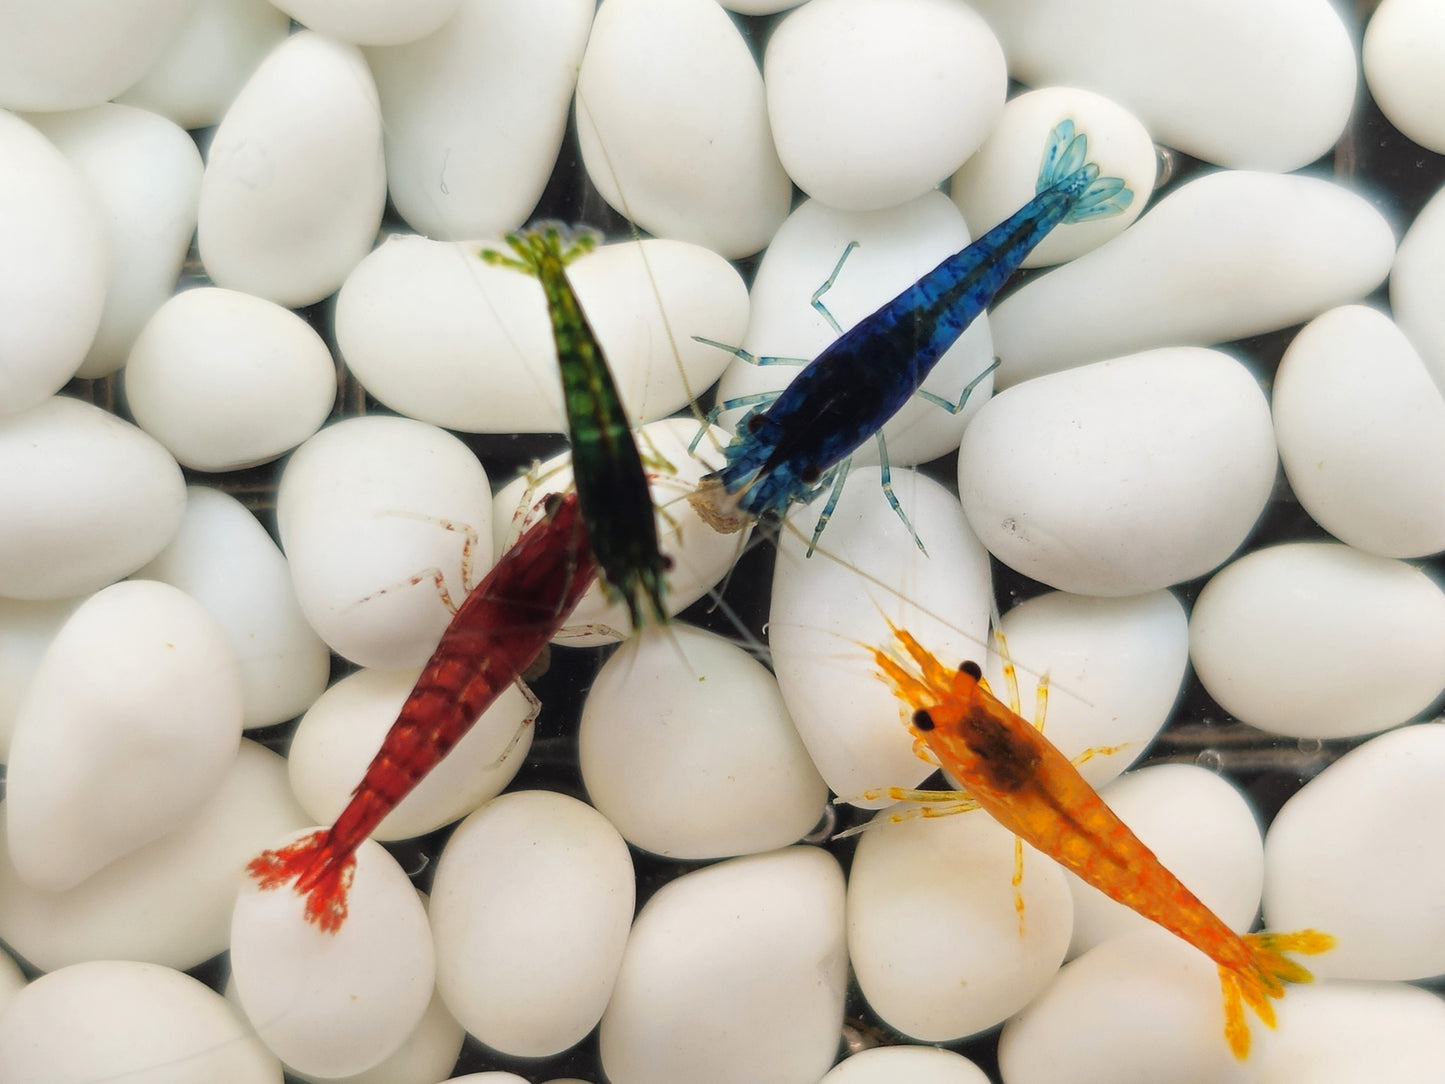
[481,223,670,631]
[247,489,597,933]
[867,620,1334,1060]
[690,120,1134,554]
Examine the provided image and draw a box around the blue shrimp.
[688,120,1133,554]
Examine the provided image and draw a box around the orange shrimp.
[867,620,1334,1060]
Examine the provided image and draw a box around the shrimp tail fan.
[1035,118,1135,224]
[247,829,357,935]
[1218,928,1336,1059]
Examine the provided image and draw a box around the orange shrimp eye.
[959,660,982,679]
[912,708,936,732]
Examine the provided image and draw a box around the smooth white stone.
[0,111,107,414]
[969,0,1355,171]
[491,419,743,644]
[848,812,1072,1041]
[576,0,791,258]
[0,960,280,1084]
[722,0,805,11]
[445,1076,530,1084]
[289,988,465,1084]
[6,580,243,892]
[0,741,307,971]
[819,1046,991,1084]
[118,0,291,129]
[764,0,1005,212]
[950,86,1154,267]
[0,948,22,1018]
[232,833,435,1078]
[1274,305,1445,558]
[1190,543,1445,739]
[599,847,846,1084]
[278,0,460,45]
[198,32,385,307]
[431,791,635,1058]
[714,193,995,467]
[998,929,1249,1084]
[0,0,200,112]
[958,348,1276,595]
[125,287,337,471]
[580,624,827,858]
[1364,0,1445,155]
[0,596,79,762]
[990,172,1397,387]
[276,416,492,669]
[135,487,330,729]
[1065,765,1263,960]
[770,468,993,804]
[987,590,1188,790]
[287,668,533,842]
[27,104,202,380]
[337,236,746,434]
[1263,723,1445,981]
[1249,981,1445,1084]
[368,0,592,238]
[1390,182,1445,393]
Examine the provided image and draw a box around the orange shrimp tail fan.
[246,829,357,935]
[1218,928,1336,1059]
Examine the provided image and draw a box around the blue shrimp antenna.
[1036,119,1135,224]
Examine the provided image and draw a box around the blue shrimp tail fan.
[1036,119,1134,223]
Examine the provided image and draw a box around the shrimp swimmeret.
[867,620,1334,1060]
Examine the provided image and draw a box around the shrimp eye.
[912,708,935,731]
[661,554,675,571]
[800,464,821,485]
[959,660,982,679]
[542,492,564,517]
[746,413,766,434]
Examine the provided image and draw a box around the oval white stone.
[430,791,635,1058]
[1274,305,1445,558]
[1190,543,1445,739]
[1364,0,1445,155]
[847,811,1072,1041]
[764,0,1006,212]
[958,348,1276,595]
[1263,723,1445,981]
[580,623,827,859]
[576,0,791,258]
[125,287,337,472]
[990,172,1397,387]
[276,0,459,45]
[0,596,80,762]
[819,1046,991,1084]
[198,31,385,307]
[599,846,847,1084]
[6,579,243,892]
[288,987,466,1084]
[951,86,1154,267]
[1390,181,1445,392]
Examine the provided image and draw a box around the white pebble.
[576,0,791,258]
[430,791,634,1058]
[125,287,337,471]
[289,987,465,1084]
[0,111,107,414]
[1190,543,1445,739]
[764,0,1006,212]
[276,416,492,669]
[714,192,995,467]
[0,596,79,761]
[970,0,1356,170]
[1274,305,1445,558]
[819,1046,991,1084]
[580,623,828,859]
[951,86,1154,267]
[231,834,435,1078]
[336,236,747,434]
[990,172,1397,387]
[1390,180,1445,391]
[6,579,243,892]
[599,846,847,1084]
[1065,765,1263,960]
[0,948,22,1018]
[28,103,202,379]
[1263,723,1445,981]
[770,467,993,804]
[0,959,280,1083]
[0,741,307,972]
[847,811,1072,1042]
[958,348,1276,595]
[118,0,291,129]
[198,31,386,307]
[276,0,460,45]
[1364,0,1445,155]
[286,668,533,842]
[998,929,1249,1084]
[988,590,1189,790]
[368,0,592,237]
[135,487,330,728]
[444,1076,530,1084]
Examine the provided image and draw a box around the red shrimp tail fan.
[1218,928,1336,1059]
[246,829,358,935]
